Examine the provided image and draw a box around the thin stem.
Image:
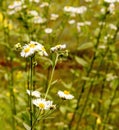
[45,53,59,99]
[102,81,118,130]
[9,58,16,130]
[29,57,33,130]
[32,110,41,129]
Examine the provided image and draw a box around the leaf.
[59,106,67,115]
[23,122,31,130]
[61,80,72,89]
[75,56,88,67]
[51,79,58,86]
[112,98,119,106]
[78,42,93,50]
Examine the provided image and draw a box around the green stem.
[9,58,16,130]
[102,81,118,130]
[45,53,59,99]
[30,57,33,130]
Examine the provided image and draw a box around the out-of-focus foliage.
[0,0,119,130]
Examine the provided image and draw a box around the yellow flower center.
[29,43,35,48]
[64,90,69,95]
[24,47,30,53]
[39,103,45,109]
[41,47,45,51]
[56,45,60,48]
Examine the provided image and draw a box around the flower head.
[58,90,74,100]
[8,1,26,15]
[32,98,55,110]
[40,2,49,8]
[28,10,39,17]
[50,44,66,52]
[33,16,47,24]
[14,43,22,50]
[26,89,41,98]
[20,41,48,58]
[29,0,40,3]
[104,0,117,3]
[64,6,87,14]
[44,28,53,34]
[50,13,59,20]
[20,45,34,58]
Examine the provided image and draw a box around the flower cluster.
[8,1,26,15]
[64,6,87,15]
[27,89,74,110]
[50,44,66,52]
[20,41,48,58]
[26,90,56,110]
[29,0,40,3]
[104,0,119,3]
[27,9,47,24]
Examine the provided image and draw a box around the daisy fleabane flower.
[26,89,41,98]
[64,6,87,14]
[58,90,74,100]
[29,0,40,3]
[32,98,55,110]
[104,0,117,3]
[50,44,66,52]
[50,13,59,21]
[44,28,53,34]
[20,44,34,58]
[20,41,48,58]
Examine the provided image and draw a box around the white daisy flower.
[32,98,54,110]
[109,24,117,30]
[33,16,47,24]
[29,41,48,56]
[75,6,87,14]
[40,2,49,8]
[108,3,115,14]
[8,1,26,15]
[104,0,116,3]
[44,28,53,34]
[58,90,74,100]
[28,10,39,17]
[20,41,48,57]
[64,6,75,13]
[50,13,59,20]
[68,19,75,24]
[85,0,92,2]
[29,41,42,52]
[37,47,48,56]
[29,0,40,3]
[50,44,66,52]
[106,73,117,81]
[64,6,87,14]
[20,45,34,58]
[26,89,41,98]
[8,1,22,10]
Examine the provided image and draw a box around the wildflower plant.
[0,0,119,130]
[18,41,71,129]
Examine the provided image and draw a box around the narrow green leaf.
[78,42,93,50]
[23,122,31,130]
[75,56,88,67]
